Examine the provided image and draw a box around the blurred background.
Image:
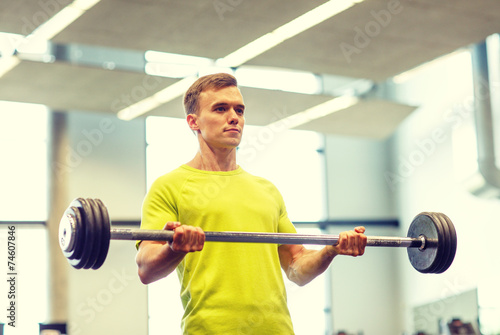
[0,1,500,334]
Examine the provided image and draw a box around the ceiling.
[0,0,499,139]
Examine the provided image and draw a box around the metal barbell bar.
[111,228,424,248]
[59,198,457,274]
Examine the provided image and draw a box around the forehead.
[198,86,244,107]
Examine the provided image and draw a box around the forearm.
[136,242,186,284]
[286,246,337,286]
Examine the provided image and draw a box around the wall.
[325,135,396,220]
[387,46,500,333]
[321,44,500,334]
[65,111,146,220]
[328,224,403,335]
[324,135,402,334]
[62,111,148,335]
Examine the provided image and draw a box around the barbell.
[59,198,457,274]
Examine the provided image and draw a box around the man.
[136,73,367,334]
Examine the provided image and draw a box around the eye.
[236,108,244,115]
[215,106,226,112]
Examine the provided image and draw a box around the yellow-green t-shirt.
[140,165,297,334]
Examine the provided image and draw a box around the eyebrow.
[212,102,245,110]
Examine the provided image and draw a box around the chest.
[176,174,282,232]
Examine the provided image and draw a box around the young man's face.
[189,85,245,150]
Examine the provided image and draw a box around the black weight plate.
[68,198,95,269]
[428,213,451,274]
[92,199,110,270]
[61,206,83,260]
[435,213,457,273]
[84,199,103,269]
[407,213,440,273]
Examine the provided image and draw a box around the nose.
[228,108,239,124]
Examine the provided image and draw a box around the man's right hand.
[164,222,205,253]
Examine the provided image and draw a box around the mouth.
[224,128,240,133]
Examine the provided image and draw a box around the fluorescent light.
[117,77,196,121]
[32,8,81,41]
[267,95,359,130]
[0,34,22,79]
[0,0,101,79]
[16,37,50,55]
[0,56,21,78]
[145,51,228,78]
[393,49,470,84]
[27,0,100,40]
[145,63,198,78]
[116,97,162,121]
[0,33,24,57]
[216,0,364,67]
[151,76,197,103]
[145,50,213,67]
[72,0,101,11]
[273,0,363,40]
[197,66,233,77]
[235,66,321,94]
[119,0,364,119]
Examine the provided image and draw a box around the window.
[237,124,326,222]
[0,102,49,333]
[145,116,327,334]
[0,226,49,334]
[0,102,49,221]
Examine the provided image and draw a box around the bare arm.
[278,227,367,286]
[136,222,205,284]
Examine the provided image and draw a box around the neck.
[187,144,238,172]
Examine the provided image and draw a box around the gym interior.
[1,1,500,335]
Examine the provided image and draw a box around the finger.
[172,226,204,253]
[163,221,181,231]
[352,233,360,256]
[195,227,205,251]
[359,234,367,255]
[185,228,200,250]
[349,231,359,257]
[338,232,347,250]
[341,232,353,255]
[171,226,188,252]
[355,226,365,234]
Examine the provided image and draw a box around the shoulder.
[149,165,194,193]
[240,168,273,183]
[239,169,282,194]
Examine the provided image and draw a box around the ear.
[186,114,199,132]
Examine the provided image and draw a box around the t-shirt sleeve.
[136,175,180,248]
[277,190,297,235]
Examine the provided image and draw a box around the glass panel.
[145,117,197,188]
[0,103,48,221]
[286,227,326,335]
[0,102,48,141]
[238,126,326,221]
[0,226,48,334]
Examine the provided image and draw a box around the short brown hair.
[183,73,238,115]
